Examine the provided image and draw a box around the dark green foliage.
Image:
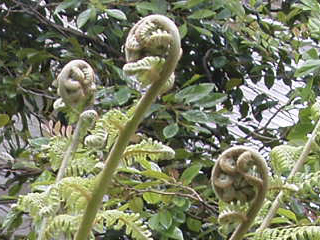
[2,0,320,239]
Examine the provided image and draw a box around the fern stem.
[56,115,86,181]
[74,15,181,240]
[259,117,320,231]
[37,110,96,240]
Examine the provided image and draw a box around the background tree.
[1,0,320,239]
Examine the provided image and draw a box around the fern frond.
[123,56,165,86]
[96,210,153,240]
[298,171,320,196]
[54,177,93,213]
[16,190,60,222]
[41,136,69,171]
[65,151,99,177]
[123,138,175,165]
[270,145,302,177]
[251,226,320,240]
[44,214,94,240]
[87,109,130,151]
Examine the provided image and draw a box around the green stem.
[258,117,320,231]
[74,15,181,240]
[37,110,95,240]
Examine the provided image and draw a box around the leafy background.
[1,0,320,239]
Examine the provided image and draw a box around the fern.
[16,190,60,224]
[54,177,94,213]
[123,138,175,166]
[64,151,99,177]
[44,214,88,240]
[298,171,320,197]
[85,108,130,151]
[96,210,153,240]
[251,226,320,240]
[270,145,302,177]
[40,136,68,171]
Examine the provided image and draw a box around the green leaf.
[225,78,242,90]
[9,183,22,196]
[0,114,10,127]
[225,0,245,17]
[187,217,202,232]
[277,208,297,223]
[143,192,161,204]
[28,137,50,149]
[191,25,213,37]
[167,226,184,240]
[2,208,23,232]
[159,210,172,230]
[54,0,78,14]
[194,93,227,108]
[212,56,227,68]
[163,123,179,138]
[182,74,204,87]
[294,59,320,78]
[180,163,202,185]
[149,213,161,230]
[179,22,188,39]
[115,86,131,105]
[188,9,215,19]
[187,0,207,8]
[136,1,167,14]
[175,83,215,103]
[181,110,209,123]
[77,8,94,28]
[129,197,144,213]
[140,170,173,181]
[106,9,127,20]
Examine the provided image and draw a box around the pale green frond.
[87,109,130,151]
[84,128,107,149]
[44,214,95,240]
[270,145,302,176]
[65,151,99,177]
[16,190,60,223]
[251,226,320,240]
[123,56,165,86]
[41,136,69,171]
[54,176,93,213]
[96,210,153,240]
[123,138,175,165]
[298,171,320,196]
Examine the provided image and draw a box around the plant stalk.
[37,111,93,240]
[74,15,181,240]
[258,117,320,231]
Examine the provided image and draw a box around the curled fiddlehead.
[75,15,181,240]
[123,15,181,94]
[211,146,269,240]
[54,60,96,112]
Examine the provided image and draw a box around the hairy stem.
[258,117,320,231]
[37,110,96,240]
[74,15,181,240]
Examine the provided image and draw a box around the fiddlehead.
[211,146,269,240]
[75,15,181,240]
[54,59,96,112]
[123,15,181,94]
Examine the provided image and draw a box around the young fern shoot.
[75,15,181,240]
[211,146,269,240]
[37,60,97,240]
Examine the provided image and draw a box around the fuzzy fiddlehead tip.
[55,60,96,111]
[211,146,269,240]
[123,15,181,94]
